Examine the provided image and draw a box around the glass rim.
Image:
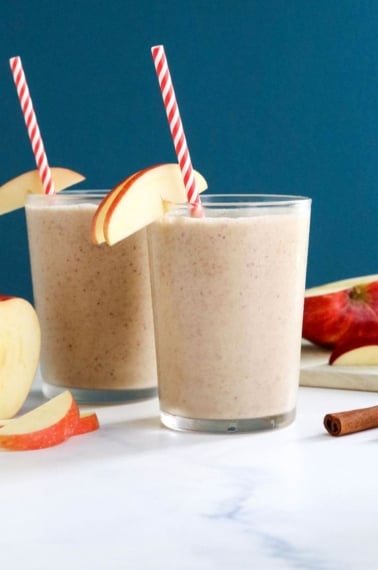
[195,192,311,205]
[177,193,311,208]
[25,191,311,208]
[25,190,109,203]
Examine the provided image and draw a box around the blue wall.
[0,1,377,302]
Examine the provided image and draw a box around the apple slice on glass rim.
[0,167,85,215]
[72,412,100,436]
[91,163,208,246]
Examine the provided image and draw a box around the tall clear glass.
[148,194,311,433]
[25,190,157,404]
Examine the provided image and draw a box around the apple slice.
[0,391,79,451]
[91,163,207,246]
[330,343,378,366]
[0,167,85,215]
[329,322,378,365]
[0,295,41,419]
[91,169,148,244]
[0,411,99,436]
[303,275,378,348]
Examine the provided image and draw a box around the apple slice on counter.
[0,167,85,215]
[302,275,378,348]
[330,341,378,366]
[0,411,100,436]
[329,323,378,366]
[91,163,207,246]
[0,391,80,451]
[0,295,41,419]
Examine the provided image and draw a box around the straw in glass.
[151,45,202,212]
[9,56,55,195]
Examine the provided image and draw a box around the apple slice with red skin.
[0,411,99,437]
[0,167,85,215]
[330,342,378,366]
[329,322,378,365]
[91,163,207,246]
[303,275,378,348]
[91,169,148,244]
[0,391,80,451]
[0,295,41,419]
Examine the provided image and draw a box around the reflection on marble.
[1,382,378,569]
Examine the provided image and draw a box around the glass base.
[160,408,296,433]
[42,381,157,405]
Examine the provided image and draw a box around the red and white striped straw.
[151,45,201,210]
[9,56,55,195]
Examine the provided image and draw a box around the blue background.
[0,0,377,302]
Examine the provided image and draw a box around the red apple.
[0,391,80,451]
[302,275,378,348]
[0,295,41,419]
[91,163,207,246]
[0,167,85,215]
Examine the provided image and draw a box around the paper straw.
[151,45,201,210]
[9,56,55,195]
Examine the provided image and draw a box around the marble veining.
[1,382,378,569]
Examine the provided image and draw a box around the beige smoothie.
[148,195,311,431]
[25,192,157,403]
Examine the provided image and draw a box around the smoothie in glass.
[25,191,157,403]
[148,194,311,433]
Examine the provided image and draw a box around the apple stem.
[348,285,368,302]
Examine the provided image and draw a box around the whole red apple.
[302,275,378,348]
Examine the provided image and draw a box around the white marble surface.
[2,382,378,569]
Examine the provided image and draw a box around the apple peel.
[91,169,148,244]
[72,412,100,436]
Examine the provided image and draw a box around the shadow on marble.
[300,433,330,442]
[302,430,378,444]
[3,386,300,472]
[19,390,47,414]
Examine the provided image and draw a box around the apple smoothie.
[25,191,157,403]
[148,194,311,432]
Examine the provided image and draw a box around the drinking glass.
[148,194,311,433]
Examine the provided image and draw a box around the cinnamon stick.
[324,405,378,436]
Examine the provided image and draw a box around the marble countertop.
[2,382,378,570]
